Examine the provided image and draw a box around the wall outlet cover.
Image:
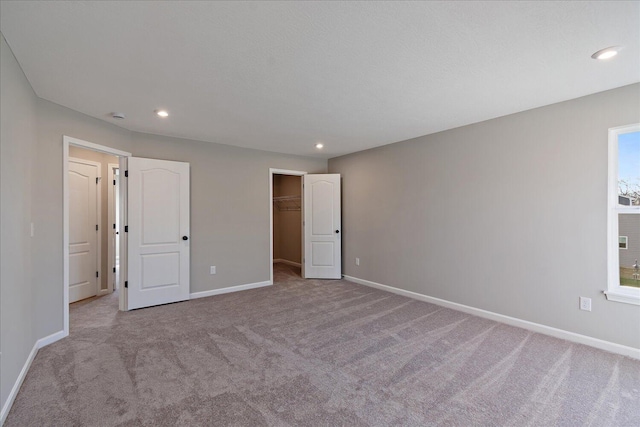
[579,297,592,311]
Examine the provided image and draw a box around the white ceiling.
[1,1,638,158]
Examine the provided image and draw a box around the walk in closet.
[272,174,302,273]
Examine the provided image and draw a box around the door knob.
[182,236,189,241]
[335,230,340,233]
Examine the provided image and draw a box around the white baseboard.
[0,342,37,425]
[190,280,271,300]
[273,259,302,268]
[37,330,67,349]
[0,330,66,425]
[343,274,640,360]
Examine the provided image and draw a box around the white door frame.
[63,136,131,337]
[68,156,102,299]
[107,163,119,294]
[269,168,307,284]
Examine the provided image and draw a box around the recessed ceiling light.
[591,46,621,60]
[155,109,169,118]
[315,143,324,149]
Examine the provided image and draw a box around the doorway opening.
[63,136,131,337]
[68,146,121,304]
[269,169,306,284]
[68,154,102,303]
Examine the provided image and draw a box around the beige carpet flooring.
[5,264,640,426]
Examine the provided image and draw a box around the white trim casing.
[606,124,640,306]
[269,168,307,285]
[603,290,640,305]
[118,156,128,311]
[64,136,131,158]
[190,280,271,299]
[107,163,119,293]
[343,275,640,360]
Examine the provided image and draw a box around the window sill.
[604,289,640,305]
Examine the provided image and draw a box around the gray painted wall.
[0,34,37,413]
[329,84,640,349]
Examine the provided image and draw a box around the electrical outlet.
[210,266,216,275]
[355,257,360,266]
[579,297,591,311]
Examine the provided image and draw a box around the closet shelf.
[273,195,301,211]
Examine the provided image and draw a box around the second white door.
[304,174,341,279]
[69,158,100,303]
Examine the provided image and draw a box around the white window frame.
[606,123,640,305]
[619,236,628,250]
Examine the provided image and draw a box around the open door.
[126,157,190,310]
[68,158,100,302]
[303,174,341,279]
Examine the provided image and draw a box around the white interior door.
[69,159,100,302]
[304,174,341,279]
[127,157,190,310]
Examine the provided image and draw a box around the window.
[619,236,628,249]
[606,124,640,305]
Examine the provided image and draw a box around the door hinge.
[124,225,128,232]
[113,267,116,273]
[96,224,99,231]
[96,271,99,278]
[124,281,128,288]
[96,177,99,184]
[113,223,116,229]
[124,170,128,177]
[113,179,116,185]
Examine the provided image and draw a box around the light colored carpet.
[6,264,640,426]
